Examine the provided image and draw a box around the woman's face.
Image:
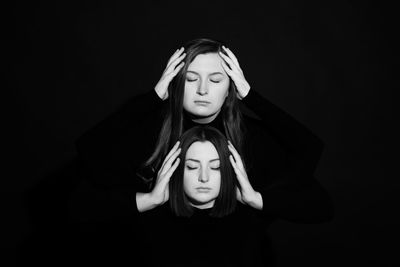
[183,53,230,123]
[183,141,221,209]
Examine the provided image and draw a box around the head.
[169,125,237,217]
[169,38,238,124]
[138,38,245,188]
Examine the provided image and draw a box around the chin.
[194,194,216,203]
[190,108,217,118]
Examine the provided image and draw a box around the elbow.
[312,197,335,223]
[307,186,335,224]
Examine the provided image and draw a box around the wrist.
[154,87,167,101]
[238,85,251,100]
[136,192,159,212]
[244,190,263,210]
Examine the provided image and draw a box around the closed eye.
[186,166,197,170]
[186,78,221,83]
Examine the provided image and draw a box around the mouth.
[196,187,212,192]
[194,101,210,105]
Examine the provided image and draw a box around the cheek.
[183,172,195,190]
[211,172,222,188]
[183,85,196,106]
[184,83,197,96]
[211,86,229,105]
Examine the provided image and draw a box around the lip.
[196,187,212,191]
[194,101,210,105]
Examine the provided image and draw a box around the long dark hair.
[137,38,246,188]
[169,125,237,217]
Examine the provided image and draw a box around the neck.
[190,200,215,209]
[189,110,221,124]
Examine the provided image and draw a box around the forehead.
[187,53,224,73]
[186,141,219,160]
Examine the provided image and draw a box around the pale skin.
[137,45,262,212]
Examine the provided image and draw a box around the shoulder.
[75,102,165,156]
[241,114,280,148]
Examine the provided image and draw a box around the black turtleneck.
[182,109,225,131]
[69,88,334,266]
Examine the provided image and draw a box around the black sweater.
[69,88,334,266]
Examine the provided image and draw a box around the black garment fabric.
[67,89,334,266]
[135,203,276,267]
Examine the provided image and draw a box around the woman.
[138,125,274,266]
[168,125,237,218]
[70,37,333,264]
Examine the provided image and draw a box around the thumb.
[236,187,244,203]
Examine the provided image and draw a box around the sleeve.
[70,89,165,223]
[241,90,334,223]
[242,89,324,175]
[257,167,335,224]
[250,133,335,224]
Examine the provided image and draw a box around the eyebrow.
[186,158,220,163]
[186,70,224,76]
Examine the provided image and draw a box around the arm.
[229,121,333,223]
[71,89,166,223]
[71,47,186,222]
[245,125,334,224]
[218,46,323,175]
[242,89,324,175]
[219,46,331,223]
[258,171,335,224]
[76,89,165,145]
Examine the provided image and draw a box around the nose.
[198,167,209,183]
[196,80,208,96]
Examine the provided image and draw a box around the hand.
[154,47,186,100]
[149,141,181,206]
[219,46,251,100]
[228,140,263,210]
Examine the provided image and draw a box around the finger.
[220,60,234,77]
[160,147,181,175]
[159,141,180,173]
[165,48,182,68]
[229,155,247,188]
[165,186,169,202]
[219,51,239,73]
[166,47,184,68]
[165,53,186,75]
[160,146,181,175]
[169,61,185,77]
[236,187,244,203]
[222,46,242,70]
[229,154,240,175]
[164,157,180,180]
[166,50,186,69]
[228,142,245,170]
[159,157,180,189]
[220,55,240,81]
[229,155,242,180]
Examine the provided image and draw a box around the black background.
[5,1,396,266]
